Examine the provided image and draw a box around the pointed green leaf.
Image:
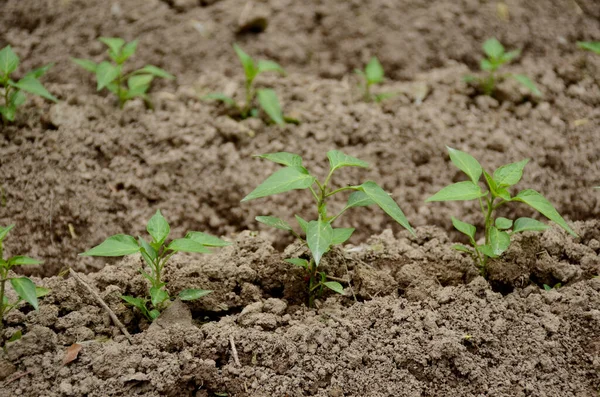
[150,287,169,307]
[295,215,308,233]
[502,49,521,62]
[128,74,153,91]
[0,224,15,241]
[365,57,384,84]
[11,277,38,310]
[578,41,600,55]
[345,191,375,209]
[138,236,157,267]
[72,58,97,73]
[147,210,170,245]
[95,61,119,91]
[452,244,473,253]
[80,234,140,257]
[480,59,494,71]
[451,217,476,240]
[497,188,511,200]
[233,44,257,81]
[0,46,19,76]
[323,281,344,294]
[14,76,57,102]
[257,88,285,125]
[99,37,125,56]
[8,256,42,266]
[483,38,504,59]
[179,288,212,301]
[185,232,231,247]
[0,106,15,122]
[306,219,333,266]
[285,258,309,269]
[513,189,577,236]
[121,295,147,311]
[493,160,530,188]
[119,40,138,63]
[136,65,174,79]
[327,150,369,172]
[426,181,486,202]
[10,90,26,107]
[483,171,498,196]
[495,217,513,230]
[512,217,550,234]
[489,226,510,256]
[478,244,497,258]
[35,287,50,298]
[447,147,482,183]
[331,228,354,245]
[7,330,22,343]
[24,64,53,79]
[256,215,292,231]
[257,60,285,75]
[512,74,541,97]
[167,238,211,253]
[203,93,236,107]
[242,166,315,202]
[361,181,413,234]
[255,152,303,167]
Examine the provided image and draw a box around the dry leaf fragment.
[62,343,82,365]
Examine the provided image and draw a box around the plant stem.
[243,78,253,118]
[307,259,317,307]
[325,186,359,198]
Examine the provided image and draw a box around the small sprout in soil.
[80,210,230,321]
[72,37,174,109]
[577,41,600,55]
[204,44,297,125]
[355,57,396,102]
[464,37,541,97]
[0,225,49,348]
[242,151,414,306]
[543,283,561,291]
[0,45,57,125]
[426,146,577,277]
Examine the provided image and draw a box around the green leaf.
[128,74,153,91]
[167,238,211,253]
[14,76,58,102]
[99,37,125,57]
[451,217,476,240]
[136,65,174,79]
[24,64,53,79]
[233,44,257,81]
[149,287,169,307]
[483,171,499,197]
[502,49,521,62]
[10,90,26,107]
[121,295,147,311]
[7,330,22,343]
[35,287,50,298]
[0,224,15,241]
[513,189,577,237]
[72,58,98,73]
[185,232,231,247]
[345,191,375,209]
[0,46,19,76]
[478,244,497,258]
[323,281,344,294]
[255,152,303,167]
[179,288,212,301]
[331,228,354,245]
[203,93,236,107]
[257,60,285,75]
[11,277,38,310]
[493,159,529,188]
[147,210,170,245]
[80,234,140,257]
[578,41,600,55]
[327,150,369,172]
[483,38,505,59]
[365,57,384,84]
[495,217,513,230]
[295,215,308,233]
[285,258,309,269]
[489,226,510,256]
[306,219,333,266]
[138,236,157,266]
[149,309,160,320]
[95,61,119,91]
[480,59,494,71]
[361,181,414,234]
[242,166,315,202]
[0,106,16,122]
[512,217,550,234]
[426,181,486,202]
[256,216,292,231]
[452,244,473,253]
[257,88,285,125]
[497,188,511,200]
[119,40,138,63]
[512,74,541,97]
[447,147,482,183]
[8,256,42,266]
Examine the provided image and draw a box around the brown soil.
[1,0,599,395]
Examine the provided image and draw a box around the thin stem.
[322,170,335,192]
[325,186,359,198]
[309,187,320,203]
[328,208,348,225]
[242,78,254,118]
[2,85,10,126]
[484,196,494,245]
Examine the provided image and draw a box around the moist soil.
[0,0,599,396]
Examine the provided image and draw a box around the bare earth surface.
[0,0,599,395]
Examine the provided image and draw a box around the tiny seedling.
[543,283,561,291]
[426,147,577,277]
[242,151,414,306]
[0,225,49,348]
[0,45,57,124]
[355,57,396,102]
[204,44,295,125]
[465,38,541,97]
[72,37,174,109]
[80,210,230,321]
[577,41,600,55]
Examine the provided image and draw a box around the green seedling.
[577,41,600,55]
[72,37,174,109]
[80,210,230,321]
[465,38,541,97]
[204,44,295,125]
[543,283,561,291]
[355,57,396,102]
[426,147,577,277]
[242,151,414,306]
[0,46,57,125]
[0,225,49,348]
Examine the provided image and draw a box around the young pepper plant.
[80,210,230,321]
[72,37,174,109]
[204,44,295,125]
[0,45,57,124]
[426,147,577,277]
[0,225,49,348]
[242,151,414,306]
[355,57,396,102]
[465,38,541,97]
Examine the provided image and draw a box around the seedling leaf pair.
[355,57,396,102]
